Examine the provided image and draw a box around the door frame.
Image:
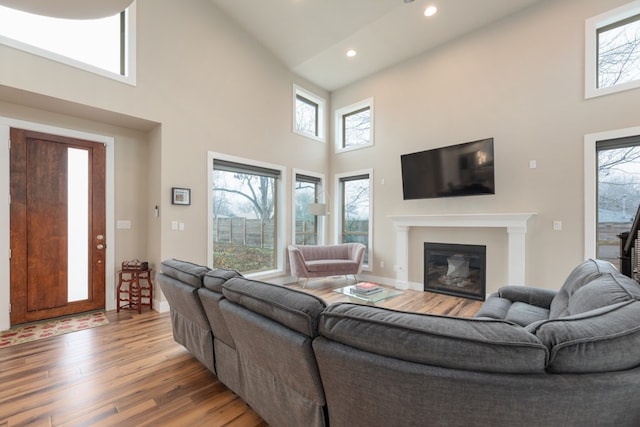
[0,117,115,331]
[584,125,640,260]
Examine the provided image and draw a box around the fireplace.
[424,242,486,300]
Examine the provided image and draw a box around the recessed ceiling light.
[424,5,437,17]
[346,49,357,58]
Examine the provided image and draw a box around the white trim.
[389,213,535,289]
[584,126,640,260]
[292,84,326,142]
[0,1,137,86]
[334,168,374,271]
[585,1,640,99]
[0,117,115,331]
[335,97,374,154]
[207,151,287,277]
[292,168,327,245]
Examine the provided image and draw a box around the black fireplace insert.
[424,242,486,301]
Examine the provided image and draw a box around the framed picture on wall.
[172,187,191,205]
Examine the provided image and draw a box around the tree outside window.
[597,14,640,89]
[212,159,280,273]
[343,107,371,149]
[340,174,370,265]
[596,139,640,268]
[294,174,321,245]
[295,95,318,137]
[335,98,374,153]
[293,85,325,141]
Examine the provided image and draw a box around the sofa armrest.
[349,243,366,268]
[498,286,556,309]
[288,245,308,277]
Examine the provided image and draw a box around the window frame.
[292,169,326,246]
[585,1,640,99]
[335,169,373,271]
[292,84,326,142]
[0,1,137,85]
[335,98,374,153]
[208,151,287,278]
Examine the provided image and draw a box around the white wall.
[0,0,329,326]
[330,0,640,293]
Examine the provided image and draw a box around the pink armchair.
[288,243,366,287]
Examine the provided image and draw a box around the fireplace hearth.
[424,242,486,300]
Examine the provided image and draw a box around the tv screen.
[401,138,495,200]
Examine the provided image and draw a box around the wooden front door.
[10,128,106,324]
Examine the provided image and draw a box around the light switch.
[171,221,178,231]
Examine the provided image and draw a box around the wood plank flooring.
[0,280,481,427]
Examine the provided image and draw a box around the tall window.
[0,3,135,83]
[339,172,372,266]
[586,3,640,98]
[294,173,322,245]
[211,158,282,274]
[293,85,326,142]
[335,98,374,153]
[596,136,640,268]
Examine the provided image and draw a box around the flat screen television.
[401,138,495,200]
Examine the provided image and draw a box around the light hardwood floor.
[0,280,482,427]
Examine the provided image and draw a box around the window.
[0,3,136,84]
[209,155,285,275]
[337,171,372,268]
[586,2,640,98]
[335,98,374,153]
[596,135,640,269]
[294,172,324,245]
[293,85,326,142]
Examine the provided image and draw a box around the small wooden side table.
[117,269,153,313]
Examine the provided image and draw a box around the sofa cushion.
[296,244,350,261]
[550,258,618,318]
[222,277,327,337]
[528,300,640,373]
[160,259,210,288]
[565,273,640,316]
[475,295,550,327]
[203,268,243,293]
[319,303,548,374]
[306,259,359,273]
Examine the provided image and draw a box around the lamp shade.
[307,203,328,216]
[0,0,134,19]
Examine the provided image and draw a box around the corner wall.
[330,0,639,292]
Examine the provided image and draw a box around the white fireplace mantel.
[389,213,536,289]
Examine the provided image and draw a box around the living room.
[1,0,640,425]
[0,0,639,326]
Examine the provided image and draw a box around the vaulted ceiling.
[210,0,547,91]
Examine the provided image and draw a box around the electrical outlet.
[553,220,562,231]
[380,261,385,268]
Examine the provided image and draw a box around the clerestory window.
[335,98,374,153]
[0,2,136,84]
[586,2,640,98]
[293,85,326,142]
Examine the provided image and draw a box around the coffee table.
[333,284,403,304]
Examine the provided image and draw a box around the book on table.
[351,282,383,295]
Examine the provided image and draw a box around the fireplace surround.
[424,242,486,300]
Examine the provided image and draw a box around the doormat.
[0,311,109,348]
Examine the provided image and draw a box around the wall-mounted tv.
[401,138,495,200]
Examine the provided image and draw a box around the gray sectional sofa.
[157,258,640,427]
